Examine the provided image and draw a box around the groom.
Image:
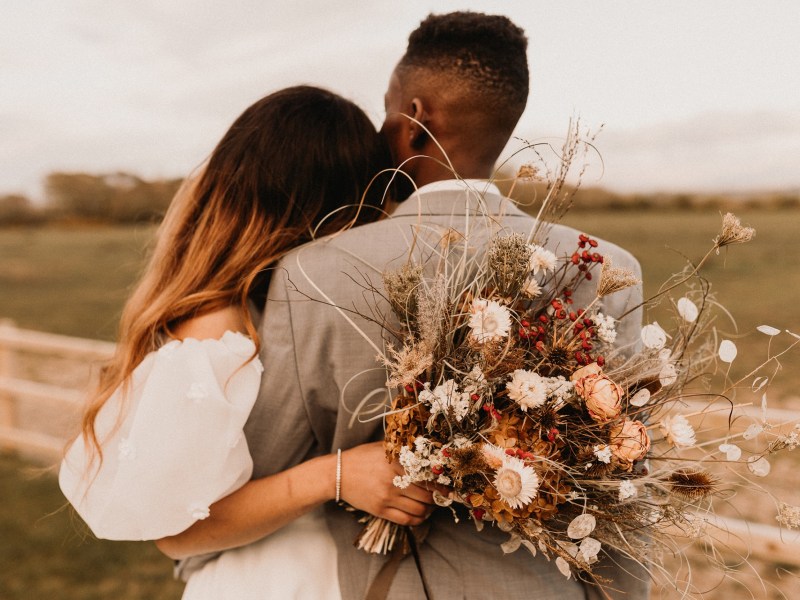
[247,12,648,599]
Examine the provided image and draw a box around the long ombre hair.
[80,86,391,459]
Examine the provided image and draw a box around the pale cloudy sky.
[2,0,799,200]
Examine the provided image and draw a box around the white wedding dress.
[59,331,341,599]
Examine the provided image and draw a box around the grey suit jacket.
[244,183,650,599]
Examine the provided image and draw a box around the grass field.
[1,207,798,599]
[0,452,183,600]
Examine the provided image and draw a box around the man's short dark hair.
[398,11,529,115]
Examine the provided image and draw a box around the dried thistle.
[379,342,433,388]
[448,445,490,485]
[666,468,719,501]
[487,233,532,298]
[596,256,641,298]
[714,212,755,249]
[383,263,423,326]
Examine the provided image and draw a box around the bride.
[59,86,438,599]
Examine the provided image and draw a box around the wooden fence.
[0,320,114,458]
[1,320,800,568]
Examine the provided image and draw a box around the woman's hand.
[339,441,448,527]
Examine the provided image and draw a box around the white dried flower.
[718,340,738,363]
[507,369,548,411]
[468,298,512,343]
[578,537,602,564]
[776,503,800,529]
[522,277,543,298]
[677,297,699,322]
[641,322,668,350]
[493,455,540,509]
[593,444,612,464]
[619,480,638,501]
[528,244,557,274]
[421,380,470,422]
[747,456,771,477]
[719,443,742,461]
[714,212,755,248]
[660,414,697,447]
[593,312,617,345]
[567,513,596,539]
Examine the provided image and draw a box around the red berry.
[470,394,480,401]
[505,448,516,456]
[521,320,530,328]
[597,355,605,367]
[589,239,598,248]
[569,311,577,321]
[571,253,580,265]
[404,384,414,393]
[432,465,443,475]
[473,508,485,520]
[585,272,593,280]
[539,315,549,323]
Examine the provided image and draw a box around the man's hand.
[340,442,448,526]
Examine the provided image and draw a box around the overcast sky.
[2,1,799,200]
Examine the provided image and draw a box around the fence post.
[0,319,17,450]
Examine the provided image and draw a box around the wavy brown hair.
[80,86,391,459]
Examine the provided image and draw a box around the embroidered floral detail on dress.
[186,382,208,403]
[250,359,264,374]
[228,434,241,449]
[188,503,210,520]
[118,438,137,461]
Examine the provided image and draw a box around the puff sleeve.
[59,331,263,540]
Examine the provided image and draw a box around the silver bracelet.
[335,448,342,503]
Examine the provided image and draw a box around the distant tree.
[43,172,183,223]
[45,172,113,220]
[0,194,44,224]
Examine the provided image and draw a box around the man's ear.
[407,98,429,150]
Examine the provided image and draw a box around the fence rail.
[0,320,114,458]
[1,320,800,568]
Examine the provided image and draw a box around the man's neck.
[411,159,494,188]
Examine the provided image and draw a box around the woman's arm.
[155,441,437,560]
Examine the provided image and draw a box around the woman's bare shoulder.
[173,306,247,341]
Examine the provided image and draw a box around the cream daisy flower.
[507,369,547,411]
[527,244,557,275]
[659,414,697,447]
[493,455,539,509]
[468,299,512,343]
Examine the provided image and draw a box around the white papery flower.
[593,312,618,344]
[527,244,557,274]
[507,369,547,410]
[619,480,638,501]
[468,299,512,343]
[545,376,574,406]
[718,340,738,363]
[747,456,771,477]
[719,443,742,461]
[677,297,699,322]
[593,445,612,464]
[420,380,470,422]
[578,537,602,564]
[493,455,540,509]
[523,277,543,298]
[641,322,668,349]
[567,513,596,539]
[660,414,697,447]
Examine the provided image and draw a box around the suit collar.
[392,178,524,218]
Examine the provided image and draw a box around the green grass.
[0,451,183,600]
[0,225,155,340]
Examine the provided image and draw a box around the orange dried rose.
[609,419,651,463]
[572,363,623,423]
